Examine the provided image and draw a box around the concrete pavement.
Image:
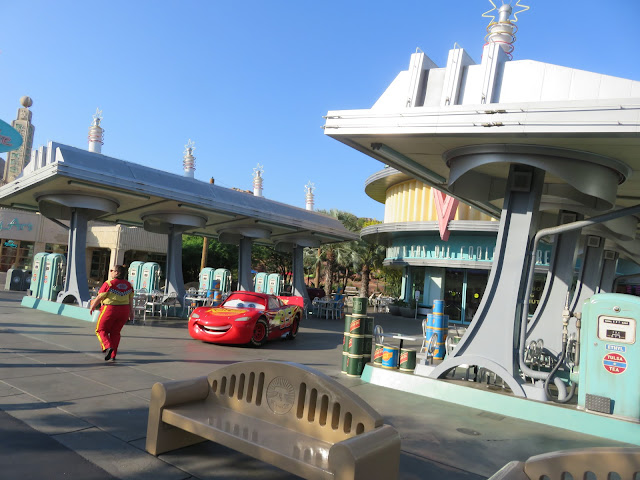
[0,290,629,479]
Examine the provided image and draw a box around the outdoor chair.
[132,293,147,324]
[145,290,164,318]
[311,297,321,316]
[160,291,179,317]
[373,324,385,344]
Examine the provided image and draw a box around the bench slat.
[163,402,334,479]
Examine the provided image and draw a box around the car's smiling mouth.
[197,323,232,335]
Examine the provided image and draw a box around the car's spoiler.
[278,296,304,308]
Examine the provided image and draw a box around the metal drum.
[363,316,374,335]
[373,343,385,365]
[363,335,373,355]
[433,299,445,315]
[399,348,417,372]
[345,354,365,377]
[363,354,371,365]
[341,352,348,373]
[352,297,368,316]
[347,315,365,335]
[381,345,399,369]
[348,334,364,355]
[342,333,350,353]
[432,313,449,360]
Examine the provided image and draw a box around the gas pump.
[31,252,49,298]
[199,267,216,291]
[254,272,268,293]
[41,253,66,301]
[140,262,161,291]
[577,293,639,421]
[128,261,145,291]
[214,268,231,294]
[267,273,282,296]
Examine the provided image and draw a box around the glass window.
[0,240,35,272]
[528,273,547,316]
[444,270,464,321]
[410,266,425,304]
[465,270,489,323]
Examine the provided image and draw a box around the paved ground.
[0,290,629,479]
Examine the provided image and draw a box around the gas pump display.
[140,262,161,291]
[267,273,282,296]
[254,272,268,293]
[214,268,231,293]
[41,253,66,301]
[199,267,216,291]
[578,293,639,421]
[31,252,49,298]
[128,261,145,291]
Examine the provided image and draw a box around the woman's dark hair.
[114,265,127,280]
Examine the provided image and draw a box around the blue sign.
[606,344,626,353]
[0,119,23,154]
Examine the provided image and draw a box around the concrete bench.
[488,446,640,479]
[146,360,401,479]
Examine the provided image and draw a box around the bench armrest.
[487,461,529,480]
[146,376,210,455]
[328,424,401,480]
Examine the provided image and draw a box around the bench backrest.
[524,447,640,479]
[206,361,383,444]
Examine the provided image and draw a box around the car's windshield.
[223,294,266,310]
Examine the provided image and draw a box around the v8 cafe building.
[360,167,554,324]
[0,207,167,288]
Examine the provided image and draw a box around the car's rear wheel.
[250,318,268,347]
[287,316,300,340]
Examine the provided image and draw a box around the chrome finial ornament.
[88,108,104,153]
[253,163,264,197]
[183,139,196,178]
[304,181,315,211]
[482,0,529,58]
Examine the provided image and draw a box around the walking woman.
[89,265,134,361]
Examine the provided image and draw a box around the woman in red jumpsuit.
[90,265,134,361]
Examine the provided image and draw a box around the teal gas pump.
[31,252,49,298]
[578,293,639,421]
[41,253,66,301]
[199,267,216,291]
[267,273,282,296]
[128,261,145,291]
[254,272,268,293]
[140,262,161,291]
[214,268,231,293]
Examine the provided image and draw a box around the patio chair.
[373,324,385,344]
[311,297,321,316]
[132,293,147,324]
[145,290,163,318]
[160,291,179,317]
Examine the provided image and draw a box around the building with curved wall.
[361,166,555,323]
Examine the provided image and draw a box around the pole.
[199,177,214,270]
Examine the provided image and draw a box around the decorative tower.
[88,108,104,154]
[252,164,264,197]
[304,181,315,211]
[482,0,529,58]
[183,139,196,178]
[3,96,35,183]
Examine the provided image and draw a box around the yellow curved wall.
[383,180,496,223]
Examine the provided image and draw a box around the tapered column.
[60,209,90,306]
[598,250,618,294]
[237,238,253,291]
[292,246,310,306]
[428,165,545,396]
[526,212,582,356]
[165,227,186,302]
[570,235,605,313]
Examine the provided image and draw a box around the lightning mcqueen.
[188,291,304,347]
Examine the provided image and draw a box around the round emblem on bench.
[266,377,295,415]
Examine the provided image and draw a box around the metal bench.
[488,446,640,480]
[146,360,401,480]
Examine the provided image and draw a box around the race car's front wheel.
[287,316,300,340]
[250,318,268,347]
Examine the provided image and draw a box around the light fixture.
[116,220,144,227]
[10,203,40,212]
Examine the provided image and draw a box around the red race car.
[188,291,304,347]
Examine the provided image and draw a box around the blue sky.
[2,0,639,220]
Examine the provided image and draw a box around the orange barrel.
[432,313,449,360]
[373,343,385,365]
[344,354,365,377]
[363,335,373,355]
[381,345,399,369]
[348,334,364,355]
[399,348,417,372]
[352,297,367,315]
[347,315,365,335]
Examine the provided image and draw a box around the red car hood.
[191,307,255,325]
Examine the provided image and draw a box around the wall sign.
[0,218,33,232]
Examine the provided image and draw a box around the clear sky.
[1,0,639,220]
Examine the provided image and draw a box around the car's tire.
[250,317,269,347]
[287,316,300,340]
